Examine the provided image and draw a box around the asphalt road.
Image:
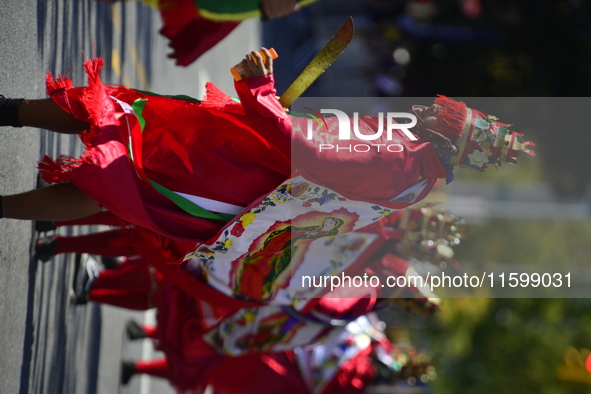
[0,1,260,393]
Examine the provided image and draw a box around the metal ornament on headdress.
[395,206,467,267]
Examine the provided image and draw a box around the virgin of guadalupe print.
[184,171,435,305]
[233,214,348,301]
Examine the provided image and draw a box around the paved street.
[0,1,259,393]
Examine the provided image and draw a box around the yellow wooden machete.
[279,17,355,108]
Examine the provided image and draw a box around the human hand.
[260,0,300,20]
[238,48,274,78]
[411,104,457,155]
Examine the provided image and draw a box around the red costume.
[158,0,240,66]
[40,58,446,246]
[205,314,387,394]
[89,261,376,392]
[41,58,291,243]
[77,209,440,393]
[150,285,378,392]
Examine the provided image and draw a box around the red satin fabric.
[158,0,240,66]
[322,345,375,394]
[43,58,447,246]
[44,60,291,243]
[204,339,377,394]
[206,351,309,394]
[291,116,447,202]
[156,281,225,393]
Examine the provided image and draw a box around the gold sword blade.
[279,16,355,108]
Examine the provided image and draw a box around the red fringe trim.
[46,58,106,126]
[46,58,108,149]
[79,123,101,149]
[38,154,86,184]
[200,82,230,110]
[80,58,106,126]
[46,70,74,95]
[433,96,468,137]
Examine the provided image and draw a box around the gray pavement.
[0,1,259,393]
